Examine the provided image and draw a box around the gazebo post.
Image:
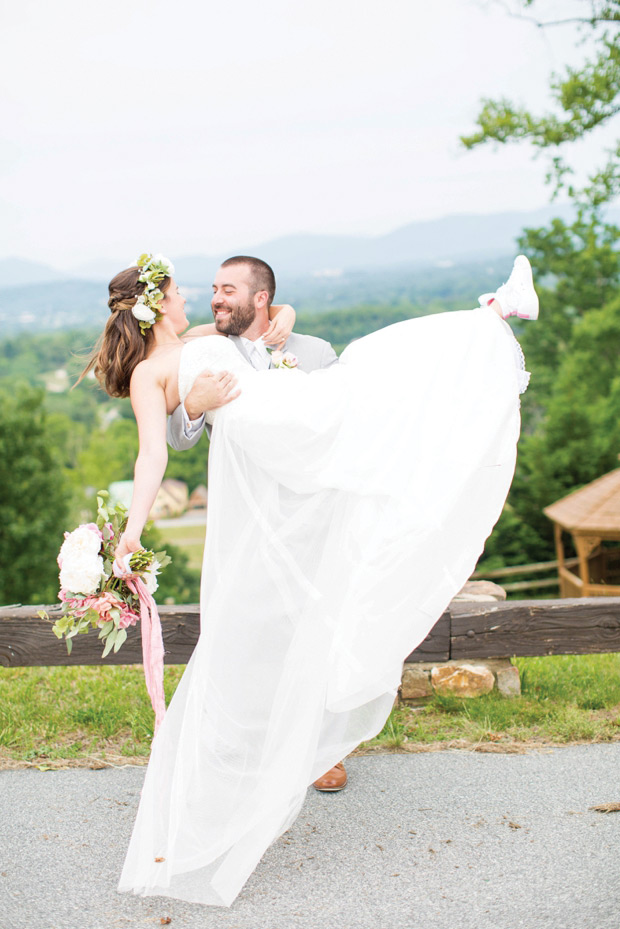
[553,523,566,597]
[574,535,592,597]
[574,535,603,597]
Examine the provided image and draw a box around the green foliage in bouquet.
[39,490,171,658]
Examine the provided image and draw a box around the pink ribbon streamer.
[123,576,166,735]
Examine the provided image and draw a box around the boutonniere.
[268,349,299,369]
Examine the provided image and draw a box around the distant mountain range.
[1,205,604,290]
[2,206,616,336]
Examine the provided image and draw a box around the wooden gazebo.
[544,468,620,597]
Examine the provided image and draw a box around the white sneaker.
[478,255,539,320]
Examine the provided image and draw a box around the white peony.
[60,525,102,562]
[143,560,161,595]
[60,553,104,595]
[132,299,157,323]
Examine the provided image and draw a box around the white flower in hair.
[132,296,157,323]
[132,252,174,334]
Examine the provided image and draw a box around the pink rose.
[88,591,122,627]
[82,522,103,540]
[118,607,140,629]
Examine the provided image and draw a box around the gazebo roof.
[543,468,620,535]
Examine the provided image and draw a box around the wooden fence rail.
[471,558,581,595]
[2,598,620,668]
[471,558,579,580]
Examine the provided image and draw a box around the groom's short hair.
[221,256,276,305]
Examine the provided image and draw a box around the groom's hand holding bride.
[184,369,241,421]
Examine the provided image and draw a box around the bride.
[84,252,537,907]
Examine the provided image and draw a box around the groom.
[167,255,347,793]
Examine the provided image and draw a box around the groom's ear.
[254,290,270,312]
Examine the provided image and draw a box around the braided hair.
[76,267,170,397]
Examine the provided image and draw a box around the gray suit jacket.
[166,332,339,451]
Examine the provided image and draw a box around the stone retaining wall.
[400,657,520,702]
[400,580,521,701]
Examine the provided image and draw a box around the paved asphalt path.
[1,746,619,929]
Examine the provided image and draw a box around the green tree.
[0,386,71,604]
[463,1,620,409]
[463,2,620,569]
[76,418,140,492]
[515,211,620,418]
[480,292,620,567]
[463,1,620,208]
[142,526,201,604]
[166,438,211,491]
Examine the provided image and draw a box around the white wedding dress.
[118,306,528,906]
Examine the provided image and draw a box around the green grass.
[0,665,185,767]
[365,653,620,752]
[155,523,206,571]
[2,654,620,767]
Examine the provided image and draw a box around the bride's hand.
[263,304,295,347]
[114,533,143,572]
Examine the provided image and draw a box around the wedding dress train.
[118,306,527,905]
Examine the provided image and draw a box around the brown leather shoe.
[312,761,347,792]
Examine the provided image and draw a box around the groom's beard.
[212,299,256,336]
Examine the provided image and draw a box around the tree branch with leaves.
[465,1,620,205]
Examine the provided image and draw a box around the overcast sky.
[1,0,613,270]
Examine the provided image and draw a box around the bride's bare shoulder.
[129,352,172,393]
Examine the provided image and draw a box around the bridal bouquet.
[40,491,171,658]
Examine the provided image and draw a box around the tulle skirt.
[118,307,524,905]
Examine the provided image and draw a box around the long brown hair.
[77,267,171,398]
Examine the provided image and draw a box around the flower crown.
[132,253,175,335]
